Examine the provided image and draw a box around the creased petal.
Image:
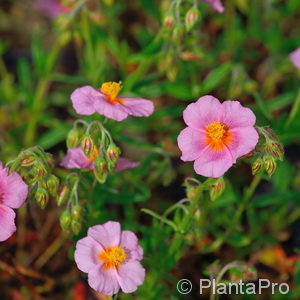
[60,147,92,169]
[117,261,145,294]
[115,158,139,171]
[2,172,28,209]
[227,127,259,160]
[194,146,233,178]
[120,231,143,261]
[177,127,207,161]
[183,95,222,129]
[75,236,104,273]
[71,86,99,115]
[0,205,16,242]
[221,100,256,129]
[88,265,120,296]
[120,97,154,117]
[88,221,121,248]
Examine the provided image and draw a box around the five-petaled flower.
[0,162,28,242]
[60,147,139,171]
[74,221,145,296]
[290,47,300,69]
[71,81,154,121]
[202,0,224,13]
[177,96,259,178]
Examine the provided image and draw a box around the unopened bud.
[46,175,60,196]
[71,219,82,235]
[34,162,48,178]
[57,185,70,206]
[106,144,120,164]
[67,128,80,149]
[60,210,71,230]
[20,153,36,167]
[265,142,284,161]
[71,205,83,221]
[36,187,49,209]
[209,177,225,201]
[263,156,276,176]
[164,14,175,29]
[185,7,200,31]
[252,158,263,175]
[81,135,94,157]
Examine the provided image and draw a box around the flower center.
[205,121,232,151]
[87,146,99,163]
[98,246,127,270]
[100,81,124,105]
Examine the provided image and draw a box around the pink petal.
[183,95,222,129]
[115,158,139,171]
[88,221,121,249]
[117,261,145,294]
[202,0,224,13]
[220,101,256,129]
[227,127,259,160]
[71,86,99,115]
[2,171,28,209]
[60,147,92,169]
[177,127,207,161]
[74,236,104,273]
[194,146,233,178]
[120,230,143,261]
[88,265,120,296]
[120,97,154,117]
[94,94,128,121]
[290,47,300,69]
[0,205,16,242]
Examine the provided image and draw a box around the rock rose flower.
[71,81,154,121]
[60,147,139,171]
[202,0,224,13]
[74,221,145,296]
[290,47,300,69]
[0,162,28,242]
[177,96,259,178]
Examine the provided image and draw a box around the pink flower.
[177,95,259,178]
[290,47,300,69]
[202,0,224,13]
[71,82,154,121]
[75,221,145,296]
[60,147,139,171]
[0,162,28,242]
[35,0,71,18]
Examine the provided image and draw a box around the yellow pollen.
[205,121,227,141]
[101,81,122,100]
[88,146,99,162]
[98,246,127,270]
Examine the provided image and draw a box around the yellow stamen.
[88,146,99,162]
[98,246,127,270]
[101,81,122,100]
[205,121,232,151]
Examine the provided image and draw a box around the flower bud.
[185,7,200,31]
[34,162,48,179]
[106,144,120,164]
[263,156,276,176]
[265,142,284,161]
[67,128,80,149]
[60,210,71,230]
[71,219,82,235]
[71,205,83,221]
[46,175,60,196]
[81,135,94,158]
[164,14,175,29]
[209,177,225,201]
[20,152,36,167]
[35,187,49,209]
[251,158,263,175]
[57,185,70,206]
